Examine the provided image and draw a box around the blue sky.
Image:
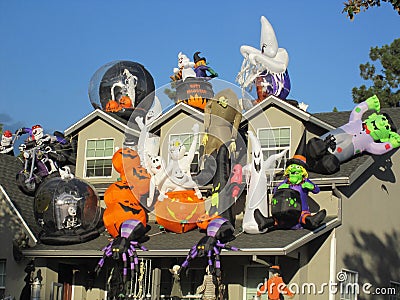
[0,1,399,134]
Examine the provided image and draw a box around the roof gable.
[64,109,140,137]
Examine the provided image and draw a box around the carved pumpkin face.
[126,166,151,200]
[112,148,141,177]
[105,100,121,112]
[155,190,205,233]
[103,181,147,238]
[119,95,133,109]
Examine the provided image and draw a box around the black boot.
[254,209,275,231]
[303,209,327,230]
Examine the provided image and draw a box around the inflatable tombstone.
[88,60,155,120]
[34,177,102,245]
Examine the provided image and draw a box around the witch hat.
[286,130,308,169]
[193,51,206,64]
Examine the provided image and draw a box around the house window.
[0,260,6,297]
[257,127,291,170]
[244,266,268,300]
[169,133,200,174]
[389,281,400,300]
[340,269,359,300]
[85,139,114,177]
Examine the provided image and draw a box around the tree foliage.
[343,0,400,20]
[352,38,400,107]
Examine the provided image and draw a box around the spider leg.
[207,249,214,270]
[122,252,128,283]
[181,245,198,270]
[128,248,135,282]
[95,242,113,275]
[213,246,221,277]
[129,244,140,273]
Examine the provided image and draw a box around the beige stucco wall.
[0,218,28,298]
[335,150,400,299]
[247,106,306,159]
[75,119,125,184]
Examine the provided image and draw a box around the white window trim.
[339,269,359,300]
[243,265,269,300]
[257,126,291,176]
[389,281,400,300]
[84,138,115,179]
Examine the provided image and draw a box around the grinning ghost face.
[172,169,186,185]
[150,156,163,175]
[169,139,186,161]
[252,150,262,173]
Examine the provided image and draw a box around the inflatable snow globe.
[88,60,155,120]
[34,177,102,245]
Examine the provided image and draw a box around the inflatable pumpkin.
[119,95,133,109]
[105,100,122,112]
[155,190,205,233]
[112,147,141,178]
[103,181,147,238]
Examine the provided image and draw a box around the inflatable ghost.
[242,132,288,234]
[237,16,289,92]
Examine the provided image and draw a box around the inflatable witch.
[254,132,326,231]
[306,95,400,174]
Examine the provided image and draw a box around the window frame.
[84,138,115,178]
[243,265,269,300]
[257,126,291,172]
[389,281,400,300]
[339,269,359,300]
[0,259,6,292]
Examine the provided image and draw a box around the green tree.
[343,0,400,20]
[352,38,400,107]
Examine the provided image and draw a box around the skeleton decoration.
[236,16,290,96]
[0,130,15,155]
[54,192,82,230]
[111,68,138,105]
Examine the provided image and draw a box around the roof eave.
[22,218,341,258]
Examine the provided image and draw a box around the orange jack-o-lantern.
[103,181,147,238]
[125,166,151,200]
[112,148,141,177]
[196,213,220,230]
[105,100,122,112]
[119,95,133,109]
[155,190,205,233]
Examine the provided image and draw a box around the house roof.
[0,154,40,242]
[243,95,335,131]
[148,102,204,132]
[64,109,141,137]
[9,102,400,258]
[22,216,340,258]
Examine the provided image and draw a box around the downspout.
[329,183,342,300]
